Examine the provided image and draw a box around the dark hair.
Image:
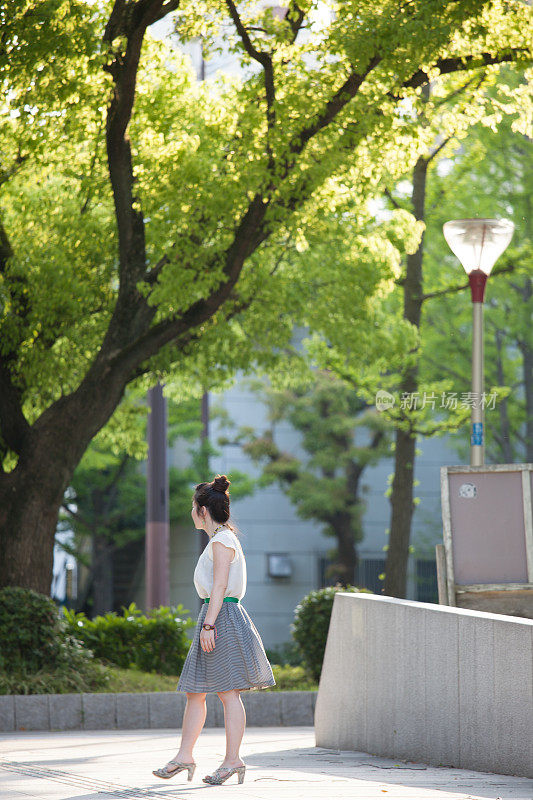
[193,474,241,536]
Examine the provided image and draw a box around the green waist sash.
[203,596,240,603]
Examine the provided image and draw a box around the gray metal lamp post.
[442,218,514,467]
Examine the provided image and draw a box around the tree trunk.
[494,325,514,463]
[92,535,114,616]
[0,355,132,592]
[383,426,417,597]
[327,514,359,587]
[518,277,533,462]
[0,462,66,594]
[383,152,428,598]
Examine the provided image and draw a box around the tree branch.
[60,502,92,530]
[432,75,480,108]
[425,134,454,164]
[0,215,14,273]
[403,49,530,92]
[0,360,32,455]
[384,186,410,211]
[287,56,381,160]
[0,151,29,190]
[421,264,515,302]
[225,0,276,146]
[285,0,305,42]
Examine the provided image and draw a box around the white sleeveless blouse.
[193,527,247,600]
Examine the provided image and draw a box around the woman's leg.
[167,692,207,766]
[216,689,246,767]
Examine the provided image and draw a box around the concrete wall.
[0,691,316,732]
[314,593,533,778]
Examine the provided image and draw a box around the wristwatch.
[202,623,216,631]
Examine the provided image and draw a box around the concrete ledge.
[0,691,316,731]
[50,694,82,731]
[315,593,533,779]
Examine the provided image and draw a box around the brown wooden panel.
[456,589,533,620]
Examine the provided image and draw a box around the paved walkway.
[0,727,531,800]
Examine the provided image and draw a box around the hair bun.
[212,474,230,493]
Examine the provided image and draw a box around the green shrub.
[291,583,373,682]
[0,643,110,695]
[269,663,317,691]
[62,602,195,676]
[265,640,303,667]
[0,587,64,673]
[0,586,110,695]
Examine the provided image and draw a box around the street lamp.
[443,218,514,467]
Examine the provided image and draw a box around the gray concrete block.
[241,690,281,725]
[458,615,496,774]
[14,694,49,731]
[364,597,399,756]
[280,691,313,725]
[314,596,343,747]
[315,594,533,779]
[315,593,366,750]
[338,595,367,752]
[492,618,533,776]
[116,693,150,729]
[424,605,459,767]
[82,693,116,729]
[149,692,186,728]
[393,602,426,763]
[49,693,82,731]
[0,695,15,731]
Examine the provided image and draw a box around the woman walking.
[153,474,276,786]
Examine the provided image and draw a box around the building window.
[415,559,438,603]
[357,559,386,594]
[317,556,386,593]
[317,555,335,588]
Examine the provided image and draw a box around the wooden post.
[435,543,449,605]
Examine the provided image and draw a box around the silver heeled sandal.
[202,764,246,785]
[152,760,196,781]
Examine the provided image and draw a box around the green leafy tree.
[380,71,532,595]
[301,70,531,597]
[220,371,392,585]
[0,0,530,593]
[378,77,523,597]
[420,75,532,465]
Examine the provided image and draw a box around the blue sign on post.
[471,422,483,446]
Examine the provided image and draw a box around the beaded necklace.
[213,523,228,535]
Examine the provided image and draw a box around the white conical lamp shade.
[443,218,514,275]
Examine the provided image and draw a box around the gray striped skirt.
[176,600,276,693]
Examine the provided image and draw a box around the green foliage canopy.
[0,0,530,467]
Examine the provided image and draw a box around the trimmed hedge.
[63,602,195,676]
[291,583,373,681]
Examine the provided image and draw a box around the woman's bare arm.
[204,541,235,626]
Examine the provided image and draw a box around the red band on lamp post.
[468,270,488,303]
